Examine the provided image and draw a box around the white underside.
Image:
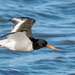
[0,31,33,51]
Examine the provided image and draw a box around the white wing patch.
[11,19,26,32]
[12,18,22,22]
[11,20,24,32]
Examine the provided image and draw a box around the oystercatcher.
[0,17,60,51]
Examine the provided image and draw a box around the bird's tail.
[0,40,6,48]
[0,45,3,47]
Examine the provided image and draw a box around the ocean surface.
[0,0,75,75]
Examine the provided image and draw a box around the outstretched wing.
[10,17,35,38]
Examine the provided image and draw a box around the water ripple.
[0,0,75,75]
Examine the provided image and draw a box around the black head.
[30,38,60,51]
[30,38,47,50]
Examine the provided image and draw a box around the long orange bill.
[46,44,61,52]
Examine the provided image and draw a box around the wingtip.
[30,18,36,23]
[9,17,36,22]
[33,19,36,23]
[18,17,36,22]
[9,19,12,21]
[26,17,36,23]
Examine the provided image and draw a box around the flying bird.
[0,17,60,51]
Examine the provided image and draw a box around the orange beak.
[46,44,61,52]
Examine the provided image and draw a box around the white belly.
[5,39,33,51]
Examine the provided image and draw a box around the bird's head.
[34,39,60,51]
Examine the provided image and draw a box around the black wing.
[10,17,35,38]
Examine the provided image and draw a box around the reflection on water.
[0,0,75,75]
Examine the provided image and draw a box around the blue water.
[0,0,75,75]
